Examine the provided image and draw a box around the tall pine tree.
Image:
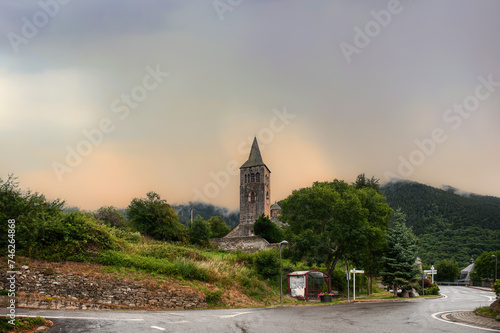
[381,210,420,296]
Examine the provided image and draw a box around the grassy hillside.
[0,175,304,308]
[381,180,500,266]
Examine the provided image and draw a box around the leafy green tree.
[281,180,392,286]
[126,192,187,242]
[207,216,231,238]
[354,187,393,294]
[436,259,460,282]
[470,251,500,282]
[254,214,284,243]
[0,174,64,254]
[381,210,420,296]
[190,215,211,246]
[94,206,127,228]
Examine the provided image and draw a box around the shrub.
[94,206,127,228]
[253,249,280,280]
[205,289,223,305]
[25,212,118,261]
[494,280,500,296]
[233,249,254,266]
[108,227,141,243]
[425,283,440,295]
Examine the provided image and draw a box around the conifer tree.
[381,210,420,296]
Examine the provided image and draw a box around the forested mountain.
[173,202,239,228]
[381,180,500,267]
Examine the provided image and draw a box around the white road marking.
[479,295,496,302]
[431,311,499,332]
[151,326,166,331]
[219,311,252,319]
[6,314,143,321]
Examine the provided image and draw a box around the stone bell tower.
[238,137,271,236]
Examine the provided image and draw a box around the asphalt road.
[4,286,497,333]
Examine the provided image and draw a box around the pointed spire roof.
[241,137,268,170]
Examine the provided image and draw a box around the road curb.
[438,311,500,331]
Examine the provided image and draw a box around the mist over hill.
[173,202,240,228]
[381,180,500,266]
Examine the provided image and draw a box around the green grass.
[0,316,48,333]
[475,306,498,319]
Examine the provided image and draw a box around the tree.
[190,215,211,246]
[436,259,460,282]
[126,192,187,242]
[0,174,64,253]
[94,206,127,228]
[354,187,393,294]
[470,251,500,282]
[381,210,420,296]
[254,214,284,243]
[207,216,231,238]
[353,173,380,192]
[281,180,392,287]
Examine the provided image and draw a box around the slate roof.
[270,202,281,210]
[241,137,269,171]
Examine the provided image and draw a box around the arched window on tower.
[248,192,256,203]
[256,173,260,183]
[251,173,255,182]
[244,174,248,183]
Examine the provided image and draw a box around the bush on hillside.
[253,249,280,280]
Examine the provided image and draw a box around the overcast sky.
[1,0,499,211]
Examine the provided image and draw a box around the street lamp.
[279,240,288,304]
[492,255,497,283]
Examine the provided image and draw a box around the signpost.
[423,265,437,284]
[349,269,365,300]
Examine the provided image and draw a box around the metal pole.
[280,243,283,304]
[279,240,288,305]
[346,262,349,301]
[353,269,356,301]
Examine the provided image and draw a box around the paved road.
[3,286,497,332]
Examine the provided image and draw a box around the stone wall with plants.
[0,267,207,310]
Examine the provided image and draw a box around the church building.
[214,137,281,250]
[238,137,271,236]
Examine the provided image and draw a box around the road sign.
[349,268,365,300]
[424,265,437,284]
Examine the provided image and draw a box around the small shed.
[287,270,330,301]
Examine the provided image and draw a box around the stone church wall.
[211,236,270,252]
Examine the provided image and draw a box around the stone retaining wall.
[0,267,208,310]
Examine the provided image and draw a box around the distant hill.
[381,180,500,266]
[173,202,240,228]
